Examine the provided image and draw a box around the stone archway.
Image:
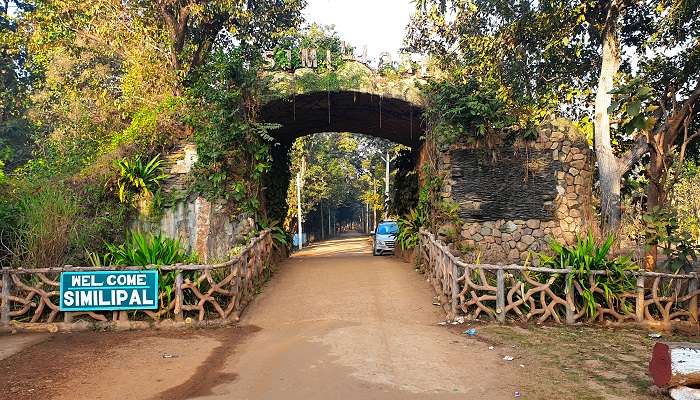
[259,90,425,223]
[260,90,424,148]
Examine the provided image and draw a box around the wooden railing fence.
[419,229,700,332]
[0,229,281,331]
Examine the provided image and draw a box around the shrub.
[98,231,197,267]
[116,154,168,205]
[539,232,639,318]
[397,208,427,250]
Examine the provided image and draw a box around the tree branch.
[617,134,649,174]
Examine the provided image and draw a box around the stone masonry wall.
[135,141,256,263]
[437,118,593,264]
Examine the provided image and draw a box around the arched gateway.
[260,90,424,148]
[157,79,592,266]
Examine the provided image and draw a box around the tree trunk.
[320,205,324,240]
[645,140,667,271]
[594,1,625,231]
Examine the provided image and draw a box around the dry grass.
[449,322,700,399]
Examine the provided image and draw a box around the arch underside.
[260,91,425,148]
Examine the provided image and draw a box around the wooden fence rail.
[0,230,282,332]
[418,229,700,333]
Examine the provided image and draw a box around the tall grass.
[12,186,79,268]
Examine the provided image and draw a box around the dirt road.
[1,234,524,400]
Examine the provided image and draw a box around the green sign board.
[59,270,159,312]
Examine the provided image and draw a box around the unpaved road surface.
[1,234,525,400]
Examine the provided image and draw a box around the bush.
[397,208,427,250]
[96,231,197,267]
[116,154,168,205]
[539,232,639,318]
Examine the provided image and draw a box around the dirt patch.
[445,322,700,400]
[152,325,260,400]
[0,326,258,400]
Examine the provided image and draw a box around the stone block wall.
[135,141,256,262]
[436,118,593,264]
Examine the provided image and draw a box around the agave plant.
[539,232,638,318]
[116,154,169,204]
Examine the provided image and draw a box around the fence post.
[636,274,646,322]
[689,275,698,323]
[496,268,505,323]
[1,268,10,326]
[174,271,183,322]
[451,259,459,319]
[565,273,575,325]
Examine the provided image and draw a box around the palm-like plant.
[397,208,427,250]
[539,232,638,318]
[102,231,196,266]
[116,155,169,204]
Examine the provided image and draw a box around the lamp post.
[296,172,303,250]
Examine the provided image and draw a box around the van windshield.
[376,223,398,235]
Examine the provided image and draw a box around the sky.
[303,0,416,64]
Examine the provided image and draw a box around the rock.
[569,167,580,176]
[532,229,544,238]
[571,159,587,169]
[480,227,492,236]
[500,221,518,233]
[508,249,520,259]
[512,231,522,241]
[522,228,533,235]
[522,235,535,245]
[473,233,483,242]
[508,241,517,249]
[516,242,529,251]
[556,185,566,195]
[526,219,540,229]
[670,387,700,400]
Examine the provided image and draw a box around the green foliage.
[116,155,168,204]
[186,49,274,214]
[424,78,523,145]
[539,233,639,318]
[636,208,700,273]
[397,208,427,250]
[257,217,291,250]
[99,231,197,267]
[6,184,79,268]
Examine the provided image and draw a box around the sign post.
[60,270,159,312]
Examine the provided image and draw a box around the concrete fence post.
[565,273,575,325]
[174,271,183,322]
[496,268,505,323]
[688,276,698,323]
[1,268,10,326]
[636,275,646,322]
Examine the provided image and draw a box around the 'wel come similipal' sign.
[59,270,159,311]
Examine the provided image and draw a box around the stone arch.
[259,90,425,223]
[259,90,425,148]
